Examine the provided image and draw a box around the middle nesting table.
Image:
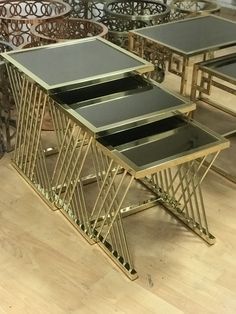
[2,38,229,279]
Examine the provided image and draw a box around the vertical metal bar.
[163,169,170,194]
[167,168,175,197]
[180,56,189,95]
[6,65,18,109]
[197,182,210,236]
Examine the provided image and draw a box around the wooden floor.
[1,142,236,314]
[1,10,236,314]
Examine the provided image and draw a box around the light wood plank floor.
[1,139,236,314]
[1,9,236,314]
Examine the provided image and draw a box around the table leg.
[180,57,189,96]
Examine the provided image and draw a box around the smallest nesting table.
[129,15,236,95]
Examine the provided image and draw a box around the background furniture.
[0,0,71,47]
[0,40,14,158]
[129,15,236,93]
[30,18,108,45]
[191,52,236,182]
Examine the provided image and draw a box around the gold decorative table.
[129,15,236,93]
[2,38,229,279]
[191,52,236,182]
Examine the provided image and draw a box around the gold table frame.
[2,39,229,280]
[128,15,236,95]
[191,52,236,182]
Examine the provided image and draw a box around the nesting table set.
[2,38,229,279]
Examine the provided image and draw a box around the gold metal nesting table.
[128,15,236,95]
[191,52,236,182]
[2,38,229,279]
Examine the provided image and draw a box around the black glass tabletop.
[119,121,217,167]
[53,75,151,105]
[61,79,191,135]
[75,85,185,128]
[133,16,236,56]
[2,38,152,91]
[99,116,227,174]
[201,53,236,80]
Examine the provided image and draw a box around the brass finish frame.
[129,15,236,95]
[0,0,71,47]
[2,37,154,93]
[102,0,170,49]
[30,18,108,45]
[89,127,227,277]
[104,0,170,22]
[3,40,229,280]
[99,17,130,48]
[191,53,236,182]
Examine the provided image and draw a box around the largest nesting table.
[2,38,229,279]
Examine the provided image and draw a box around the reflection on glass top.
[135,16,236,55]
[204,55,236,80]
[104,117,218,167]
[74,85,185,128]
[53,75,150,105]
[8,39,145,87]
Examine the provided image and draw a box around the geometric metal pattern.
[99,17,130,48]
[49,102,94,239]
[104,0,170,24]
[3,40,229,280]
[0,0,71,47]
[191,53,236,117]
[102,0,170,49]
[63,0,107,19]
[129,15,236,95]
[191,53,236,183]
[31,18,108,45]
[87,135,223,278]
